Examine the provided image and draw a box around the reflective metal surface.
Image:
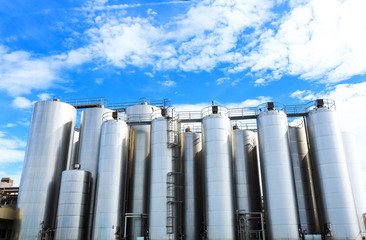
[307,108,361,240]
[288,126,321,234]
[232,130,261,230]
[257,110,299,240]
[55,170,91,240]
[149,117,178,240]
[125,104,154,239]
[14,101,76,239]
[181,132,202,240]
[77,107,112,238]
[342,132,366,236]
[93,120,129,239]
[202,113,235,240]
[67,129,80,170]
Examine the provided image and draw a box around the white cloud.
[83,0,366,84]
[1,0,365,97]
[147,8,157,15]
[0,131,26,163]
[254,78,267,87]
[231,78,242,86]
[159,80,176,87]
[216,77,230,85]
[85,0,274,72]
[95,78,104,85]
[0,46,59,96]
[2,123,16,128]
[0,45,92,97]
[145,72,154,78]
[290,89,316,101]
[12,97,33,109]
[236,0,366,82]
[226,96,272,108]
[37,93,52,101]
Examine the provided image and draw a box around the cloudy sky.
[1,0,366,185]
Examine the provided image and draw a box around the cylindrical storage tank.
[288,126,320,234]
[67,129,80,170]
[202,111,236,240]
[232,129,262,235]
[55,170,91,240]
[307,107,361,239]
[93,119,129,239]
[125,103,156,239]
[257,109,299,240]
[77,107,112,238]
[149,117,178,240]
[181,130,202,240]
[342,132,366,236]
[14,101,76,239]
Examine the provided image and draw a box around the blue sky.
[1,0,366,185]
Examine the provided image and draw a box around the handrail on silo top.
[256,102,286,114]
[305,99,336,111]
[102,111,125,122]
[201,105,229,117]
[176,111,202,121]
[230,121,257,131]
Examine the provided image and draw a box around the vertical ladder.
[166,119,182,239]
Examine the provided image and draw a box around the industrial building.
[9,97,366,239]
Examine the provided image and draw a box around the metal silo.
[125,103,156,239]
[307,102,361,239]
[232,128,262,239]
[342,132,366,237]
[288,125,320,234]
[55,170,91,240]
[93,118,129,239]
[77,107,112,239]
[257,104,299,240]
[149,116,180,240]
[202,106,236,240]
[67,129,80,170]
[14,100,76,239]
[181,129,202,240]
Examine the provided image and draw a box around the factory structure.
[6,97,366,240]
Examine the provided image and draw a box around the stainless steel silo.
[77,107,112,239]
[14,100,76,240]
[149,117,179,240]
[181,130,202,240]
[125,103,156,239]
[67,129,80,170]
[288,126,320,234]
[55,170,91,240]
[342,132,366,237]
[202,109,236,240]
[232,129,262,238]
[307,106,361,239]
[92,119,129,239]
[257,109,299,240]
[342,132,366,236]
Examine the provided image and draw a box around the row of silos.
[14,99,366,240]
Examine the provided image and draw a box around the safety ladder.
[166,119,182,239]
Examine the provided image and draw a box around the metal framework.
[236,210,265,240]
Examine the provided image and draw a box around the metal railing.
[236,210,265,240]
[231,121,257,130]
[63,97,108,107]
[123,213,148,239]
[107,98,170,111]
